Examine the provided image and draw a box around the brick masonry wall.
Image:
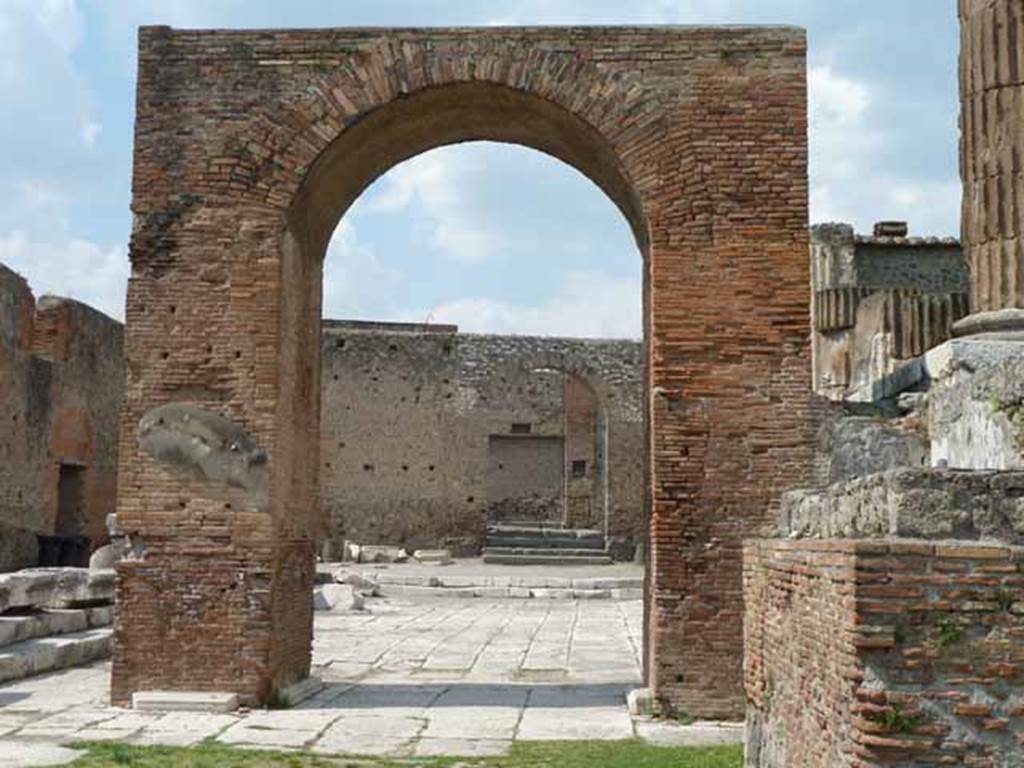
[118,25,814,712]
[0,264,123,569]
[744,539,1024,767]
[320,321,643,557]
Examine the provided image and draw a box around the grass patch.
[72,739,743,768]
[492,740,741,767]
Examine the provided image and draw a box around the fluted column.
[956,0,1024,335]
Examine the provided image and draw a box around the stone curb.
[373,583,643,600]
[336,571,642,591]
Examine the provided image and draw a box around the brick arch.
[283,79,652,258]
[114,25,814,719]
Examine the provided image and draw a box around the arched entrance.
[113,25,813,720]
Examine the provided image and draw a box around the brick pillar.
[956,0,1024,335]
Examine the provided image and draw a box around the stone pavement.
[0,596,740,763]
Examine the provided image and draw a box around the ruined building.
[112,24,815,716]
[321,320,644,560]
[5,4,1022,762]
[743,2,1024,764]
[0,298,645,571]
[0,265,123,571]
[811,221,968,401]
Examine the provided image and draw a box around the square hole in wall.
[510,423,532,434]
[571,459,587,478]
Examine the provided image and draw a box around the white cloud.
[0,230,127,319]
[409,270,641,339]
[322,219,406,320]
[80,120,102,149]
[363,150,497,264]
[808,65,879,186]
[808,64,959,236]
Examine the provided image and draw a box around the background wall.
[320,320,644,557]
[0,264,123,570]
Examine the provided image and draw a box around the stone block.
[780,468,1024,545]
[89,541,127,570]
[0,628,112,684]
[0,607,110,650]
[359,545,408,564]
[132,691,239,713]
[413,549,452,565]
[0,568,114,613]
[331,570,380,596]
[312,584,364,612]
[926,339,1024,470]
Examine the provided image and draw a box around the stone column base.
[953,308,1024,339]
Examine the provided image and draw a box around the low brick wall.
[744,539,1024,767]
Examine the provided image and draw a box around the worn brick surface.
[744,539,1024,767]
[0,264,123,567]
[115,25,814,714]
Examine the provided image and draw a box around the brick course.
[745,539,1024,767]
[116,25,814,713]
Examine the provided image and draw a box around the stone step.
[0,568,115,613]
[482,552,614,566]
[0,606,113,650]
[0,627,112,684]
[486,535,606,550]
[487,525,603,539]
[483,547,609,558]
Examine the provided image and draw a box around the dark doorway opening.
[38,463,90,567]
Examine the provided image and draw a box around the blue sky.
[0,1,960,338]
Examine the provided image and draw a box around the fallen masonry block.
[0,568,115,614]
[413,549,452,565]
[359,545,409,563]
[132,691,239,712]
[331,570,381,596]
[313,584,365,612]
[627,687,659,717]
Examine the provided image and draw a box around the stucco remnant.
[138,403,268,498]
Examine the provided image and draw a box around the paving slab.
[635,718,744,746]
[0,595,654,762]
[0,743,83,767]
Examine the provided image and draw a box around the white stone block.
[132,691,239,712]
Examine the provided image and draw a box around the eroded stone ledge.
[781,468,1024,543]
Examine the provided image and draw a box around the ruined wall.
[745,539,1024,767]
[117,23,813,713]
[811,223,968,401]
[0,264,124,570]
[486,436,564,524]
[320,320,643,557]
